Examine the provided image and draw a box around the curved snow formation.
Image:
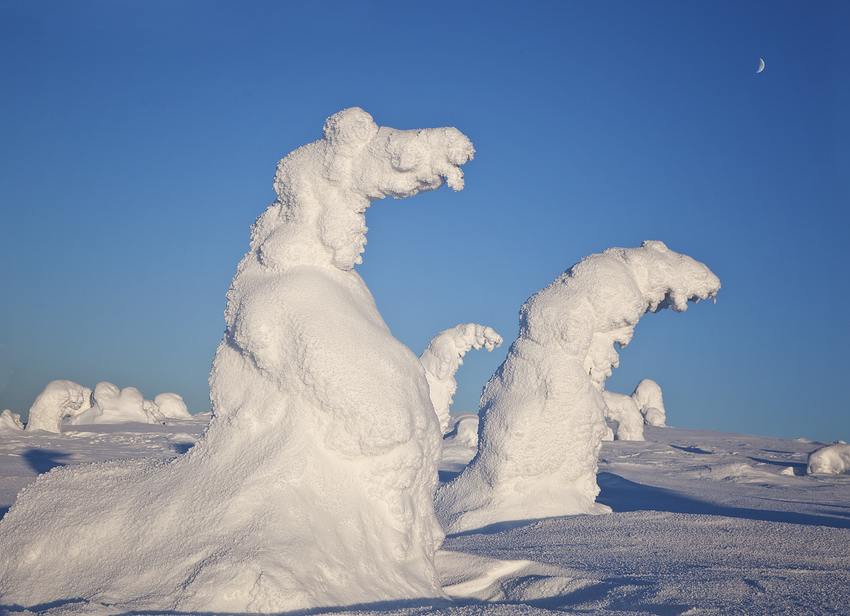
[436,241,720,534]
[0,108,474,612]
[65,382,166,426]
[0,409,24,432]
[631,378,666,426]
[24,379,92,432]
[807,443,850,475]
[420,323,502,435]
[602,390,645,441]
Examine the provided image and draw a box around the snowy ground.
[1,416,848,616]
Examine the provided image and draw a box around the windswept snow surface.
[437,241,721,535]
[1,415,848,616]
[0,108,476,613]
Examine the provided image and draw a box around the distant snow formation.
[420,323,502,435]
[602,390,645,441]
[632,378,667,426]
[66,382,165,426]
[807,442,850,475]
[154,392,191,419]
[24,380,92,432]
[0,409,24,432]
[0,108,475,612]
[436,241,720,534]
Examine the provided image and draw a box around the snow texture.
[601,390,645,441]
[24,379,92,432]
[420,323,502,435]
[0,108,474,612]
[436,241,721,534]
[64,381,165,426]
[631,378,667,426]
[807,442,850,474]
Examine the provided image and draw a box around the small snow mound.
[807,443,850,475]
[447,414,480,448]
[0,409,24,431]
[154,393,191,419]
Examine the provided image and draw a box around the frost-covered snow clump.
[64,381,165,426]
[436,241,720,534]
[0,409,24,432]
[420,323,502,435]
[602,390,645,441]
[631,378,667,426]
[0,108,475,613]
[24,379,92,432]
[807,442,850,475]
[154,392,191,419]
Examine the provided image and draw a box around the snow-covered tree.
[437,241,720,534]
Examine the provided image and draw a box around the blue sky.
[1,1,847,442]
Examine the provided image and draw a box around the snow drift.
[0,108,475,612]
[436,241,721,534]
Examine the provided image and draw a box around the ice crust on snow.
[436,241,720,534]
[807,442,850,474]
[0,108,475,612]
[632,378,667,426]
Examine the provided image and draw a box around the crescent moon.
[757,58,765,73]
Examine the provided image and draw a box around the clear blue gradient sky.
[1,1,848,442]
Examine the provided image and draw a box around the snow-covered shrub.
[436,241,720,534]
[632,378,666,426]
[0,409,24,432]
[0,108,475,612]
[24,380,92,432]
[420,323,501,435]
[445,413,480,448]
[602,390,645,441]
[807,443,850,475]
[65,382,164,425]
[154,392,191,419]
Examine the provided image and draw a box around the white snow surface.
[631,379,667,426]
[0,108,476,613]
[1,414,848,616]
[436,241,721,535]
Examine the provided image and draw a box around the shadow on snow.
[596,472,850,529]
